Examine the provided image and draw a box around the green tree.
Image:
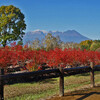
[17,40,23,45]
[90,41,100,51]
[80,40,93,50]
[43,33,61,51]
[32,38,41,50]
[0,5,26,47]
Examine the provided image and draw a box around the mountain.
[23,29,90,44]
[53,30,90,43]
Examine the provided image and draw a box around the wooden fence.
[0,62,100,100]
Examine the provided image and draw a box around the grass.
[4,71,100,100]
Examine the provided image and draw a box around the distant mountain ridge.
[23,29,91,44]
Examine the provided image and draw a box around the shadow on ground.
[47,86,100,100]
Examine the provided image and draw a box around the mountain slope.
[23,30,90,44]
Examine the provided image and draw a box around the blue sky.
[0,0,100,40]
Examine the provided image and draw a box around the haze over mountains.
[23,30,90,44]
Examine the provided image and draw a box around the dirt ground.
[47,86,100,100]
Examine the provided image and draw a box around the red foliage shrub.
[0,43,100,71]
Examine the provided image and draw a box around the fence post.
[0,68,4,100]
[59,67,64,97]
[90,62,95,87]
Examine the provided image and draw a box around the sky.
[0,0,100,40]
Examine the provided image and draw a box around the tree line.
[26,34,100,52]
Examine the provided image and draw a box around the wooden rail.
[0,63,100,100]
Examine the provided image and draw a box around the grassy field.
[4,71,100,100]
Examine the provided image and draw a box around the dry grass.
[47,84,100,100]
[4,72,100,100]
